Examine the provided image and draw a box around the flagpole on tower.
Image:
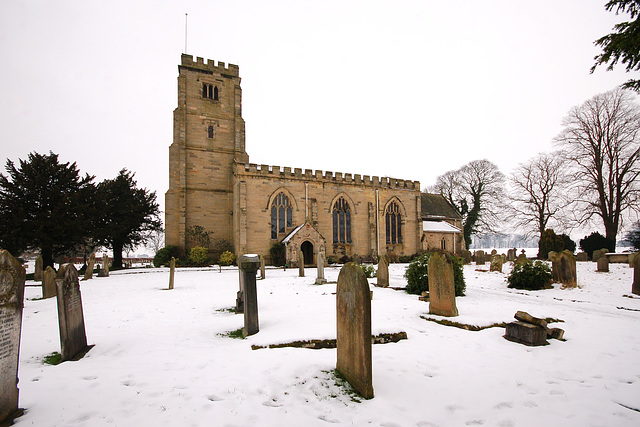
[184,13,188,54]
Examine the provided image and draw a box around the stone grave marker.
[597,256,609,273]
[55,263,89,361]
[475,250,485,265]
[298,250,305,277]
[555,250,577,288]
[83,253,96,280]
[490,256,503,273]
[632,254,640,295]
[548,251,560,282]
[630,252,638,267]
[260,255,266,280]
[97,255,109,277]
[515,252,529,268]
[507,248,517,261]
[315,251,327,285]
[592,248,608,263]
[336,263,374,399]
[376,254,389,287]
[34,255,43,282]
[168,257,176,290]
[0,250,26,425]
[42,266,56,299]
[576,252,589,262]
[491,249,498,256]
[428,252,459,317]
[239,255,260,337]
[461,249,472,265]
[236,264,245,314]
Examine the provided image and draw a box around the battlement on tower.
[236,162,420,191]
[180,54,240,77]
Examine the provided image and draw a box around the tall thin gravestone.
[55,264,89,361]
[42,266,56,299]
[428,252,459,317]
[0,250,26,425]
[260,255,266,280]
[376,254,389,287]
[298,250,305,277]
[168,257,176,290]
[475,250,485,266]
[315,251,327,285]
[632,254,640,295]
[34,255,43,282]
[239,255,260,337]
[336,263,374,399]
[83,253,96,280]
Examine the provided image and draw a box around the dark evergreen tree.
[94,169,161,269]
[625,222,640,250]
[560,233,577,253]
[579,231,615,258]
[538,229,565,259]
[0,152,95,268]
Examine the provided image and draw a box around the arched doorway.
[301,241,314,266]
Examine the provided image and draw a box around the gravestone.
[576,252,589,262]
[632,254,640,295]
[34,255,43,282]
[298,250,305,277]
[315,251,327,285]
[260,256,266,280]
[555,250,577,288]
[239,255,260,337]
[376,254,389,287]
[630,252,638,267]
[461,249,472,265]
[504,322,548,346]
[515,252,529,268]
[507,248,517,261]
[55,264,89,361]
[490,256,503,273]
[597,256,609,273]
[336,263,374,399]
[491,249,498,256]
[0,250,26,425]
[548,251,560,282]
[42,266,56,299]
[236,264,245,314]
[592,248,608,263]
[428,252,459,317]
[83,253,96,280]
[168,257,176,290]
[475,250,485,265]
[97,255,109,277]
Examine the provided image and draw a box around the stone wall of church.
[233,163,422,262]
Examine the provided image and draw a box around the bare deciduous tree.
[433,159,505,247]
[555,88,640,249]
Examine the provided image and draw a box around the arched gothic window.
[333,197,352,244]
[441,237,447,251]
[213,86,219,100]
[385,201,402,244]
[208,125,214,139]
[202,83,208,98]
[271,193,293,239]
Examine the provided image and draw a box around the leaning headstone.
[490,256,503,273]
[592,248,608,263]
[597,256,609,273]
[475,250,485,266]
[336,263,374,399]
[461,249,472,265]
[239,255,260,337]
[376,254,389,287]
[576,252,589,262]
[42,266,56,299]
[34,255,43,282]
[428,252,459,317]
[83,253,96,280]
[168,257,176,290]
[0,250,26,425]
[555,250,577,288]
[260,256,266,280]
[632,254,640,295]
[298,250,305,277]
[315,251,327,285]
[55,264,89,361]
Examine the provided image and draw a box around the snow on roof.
[422,220,461,233]
[282,224,305,244]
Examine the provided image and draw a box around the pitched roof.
[420,193,462,220]
[422,221,462,233]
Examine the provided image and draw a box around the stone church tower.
[165,54,248,249]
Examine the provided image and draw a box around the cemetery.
[1,252,638,426]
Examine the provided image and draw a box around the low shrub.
[219,251,236,266]
[189,246,209,266]
[579,232,614,259]
[360,264,377,278]
[339,255,351,264]
[507,260,552,290]
[404,251,465,296]
[269,242,286,267]
[153,245,181,267]
[327,256,338,265]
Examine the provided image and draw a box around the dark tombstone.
[298,250,304,277]
[336,263,374,399]
[461,249,472,265]
[576,252,589,262]
[597,256,609,273]
[83,253,96,280]
[239,255,260,337]
[428,252,458,317]
[236,263,245,313]
[0,250,26,425]
[260,255,266,280]
[55,264,89,361]
[490,256,503,273]
[507,248,516,261]
[475,250,485,265]
[97,254,109,277]
[34,255,43,282]
[556,250,577,288]
[315,251,327,285]
[632,254,640,295]
[168,257,176,290]
[504,322,548,346]
[42,266,56,299]
[376,254,389,287]
[592,248,608,263]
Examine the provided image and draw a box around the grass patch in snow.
[216,307,238,314]
[321,370,363,403]
[221,328,244,339]
[43,352,62,365]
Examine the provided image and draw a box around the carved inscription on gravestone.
[0,250,26,424]
[55,264,89,361]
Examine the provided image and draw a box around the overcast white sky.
[0,0,634,221]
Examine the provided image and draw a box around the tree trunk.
[41,247,54,270]
[112,240,123,269]
[605,223,618,251]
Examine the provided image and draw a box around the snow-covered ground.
[13,259,640,426]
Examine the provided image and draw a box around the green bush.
[189,246,209,266]
[579,231,615,258]
[219,250,236,266]
[326,256,338,265]
[560,234,576,253]
[210,239,234,265]
[538,229,565,259]
[360,264,376,278]
[404,251,465,296]
[269,242,286,267]
[153,245,181,267]
[398,254,417,263]
[507,260,552,290]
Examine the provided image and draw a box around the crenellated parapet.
[236,162,420,190]
[180,54,240,77]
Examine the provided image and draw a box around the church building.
[165,54,463,265]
